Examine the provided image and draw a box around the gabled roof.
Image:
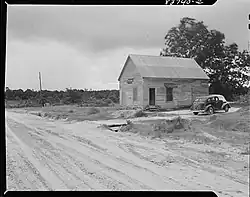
[118,54,209,81]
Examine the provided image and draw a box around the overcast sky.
[6,0,250,90]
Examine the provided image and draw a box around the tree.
[65,88,82,104]
[161,17,250,100]
[13,89,24,100]
[5,87,13,100]
[4,88,120,106]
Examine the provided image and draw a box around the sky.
[6,0,250,91]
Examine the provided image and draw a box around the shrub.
[104,98,113,104]
[99,100,109,107]
[152,121,174,134]
[68,109,74,113]
[87,107,100,115]
[120,120,134,132]
[134,110,148,117]
[152,116,191,134]
[126,120,132,125]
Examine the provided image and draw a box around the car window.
[219,96,226,101]
[215,97,219,101]
[209,97,215,102]
[207,98,213,102]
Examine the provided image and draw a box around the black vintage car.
[190,94,231,115]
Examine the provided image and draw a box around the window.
[207,97,215,102]
[166,87,173,102]
[133,87,138,101]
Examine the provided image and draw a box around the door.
[122,91,126,105]
[126,91,133,106]
[149,88,155,105]
[215,96,223,110]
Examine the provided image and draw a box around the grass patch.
[26,105,117,121]
[208,106,250,133]
[5,99,43,108]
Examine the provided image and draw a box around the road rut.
[6,111,249,196]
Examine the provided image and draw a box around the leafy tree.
[64,88,82,104]
[5,87,13,100]
[13,89,24,100]
[5,88,120,106]
[161,17,250,100]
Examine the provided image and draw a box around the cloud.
[7,1,249,53]
[6,1,250,90]
[6,39,159,90]
[7,6,167,53]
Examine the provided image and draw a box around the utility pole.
[39,72,42,93]
[39,72,43,106]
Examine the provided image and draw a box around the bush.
[120,120,134,132]
[79,98,111,107]
[152,121,174,134]
[104,98,113,104]
[134,110,148,117]
[68,109,74,113]
[87,107,100,115]
[152,116,191,134]
[98,100,109,107]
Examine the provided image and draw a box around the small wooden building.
[118,54,210,109]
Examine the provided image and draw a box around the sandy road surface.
[6,111,249,195]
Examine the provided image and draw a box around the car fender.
[222,103,230,109]
[204,104,213,111]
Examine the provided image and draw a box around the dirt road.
[6,111,249,196]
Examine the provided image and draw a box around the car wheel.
[224,105,229,112]
[207,106,214,115]
[193,112,199,115]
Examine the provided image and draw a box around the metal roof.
[128,54,209,80]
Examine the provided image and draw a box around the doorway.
[149,88,155,105]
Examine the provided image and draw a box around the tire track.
[6,111,249,195]
[6,124,68,190]
[117,143,248,196]
[6,131,51,191]
[55,142,143,190]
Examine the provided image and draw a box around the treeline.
[161,17,250,101]
[5,87,119,107]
